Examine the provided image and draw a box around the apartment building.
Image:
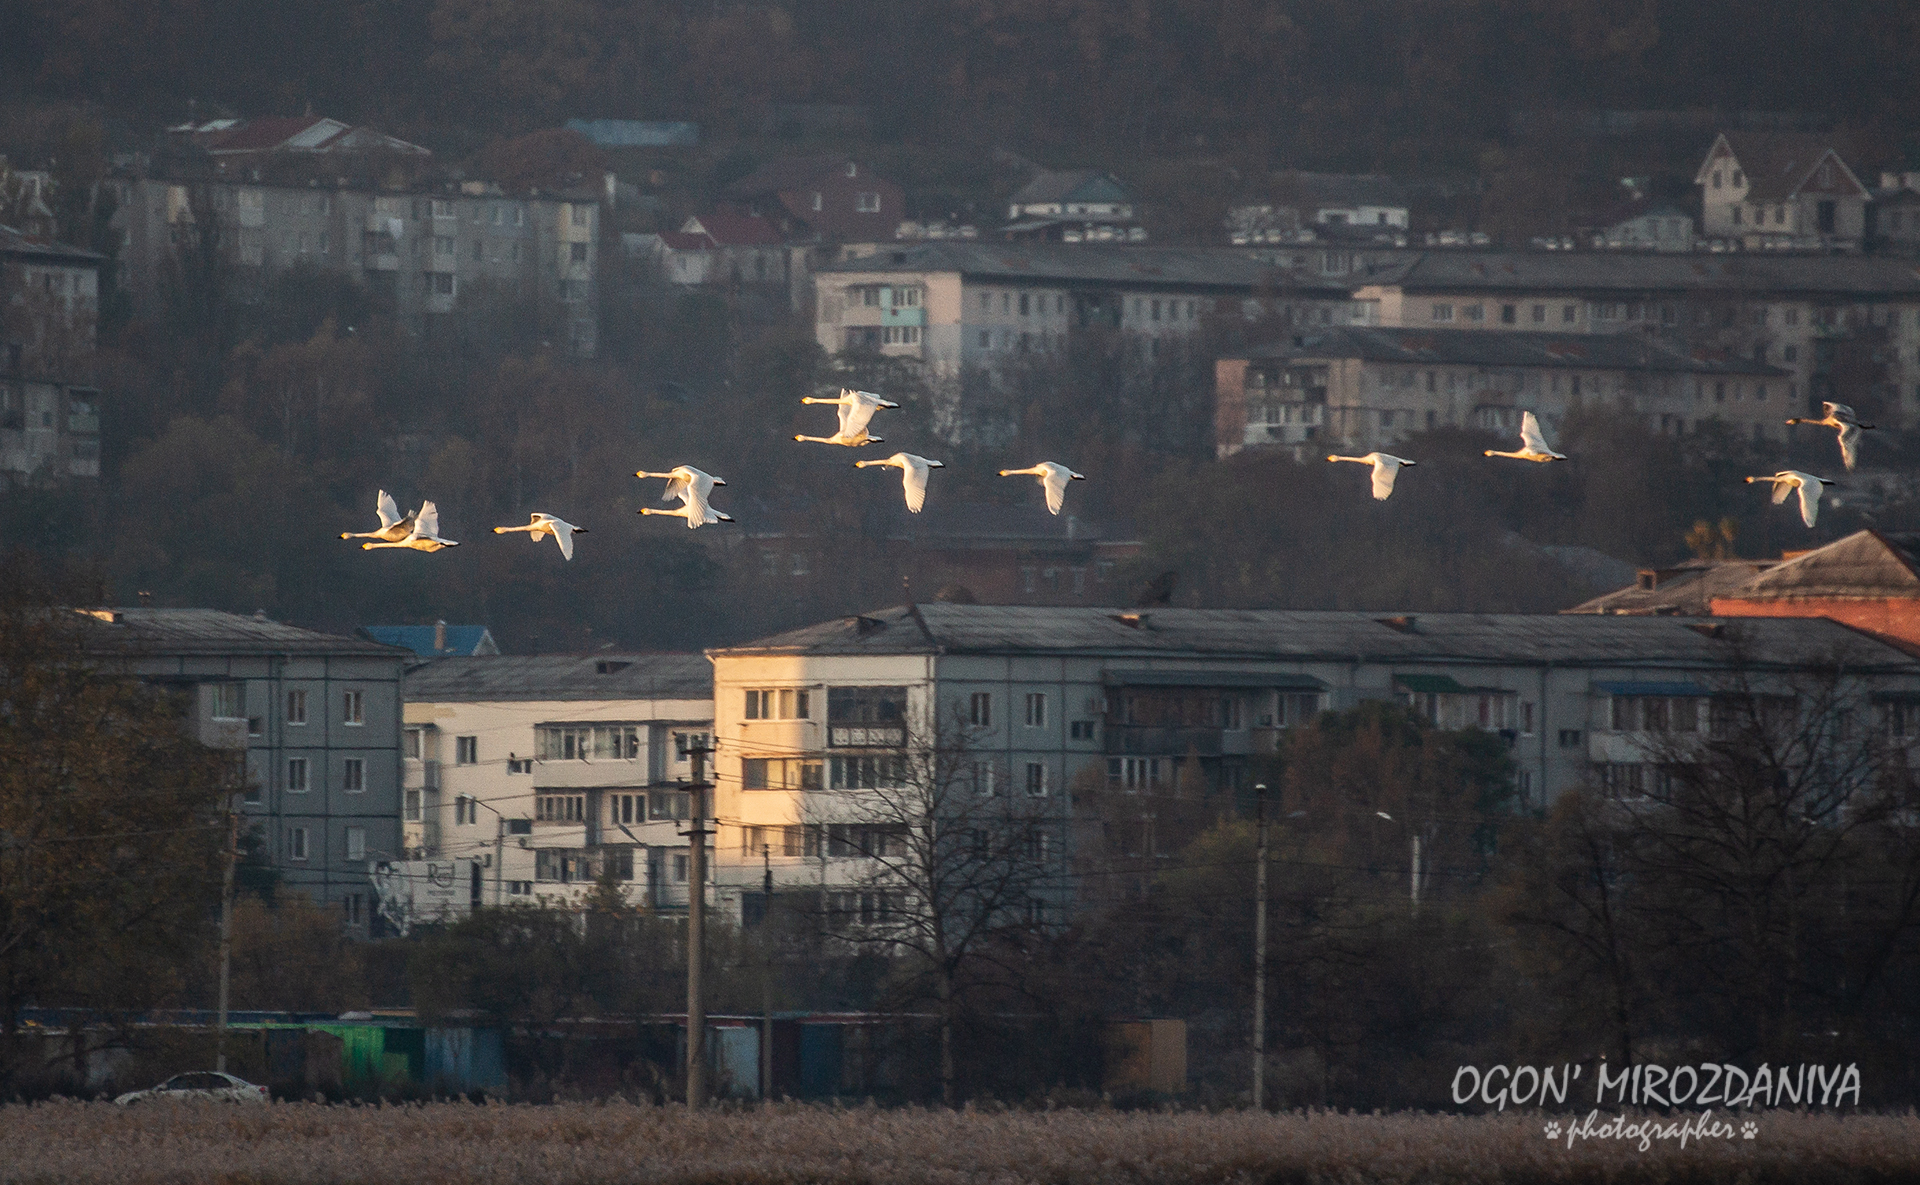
[82,608,409,934]
[112,117,600,355]
[1352,252,1920,425]
[1215,326,1788,456]
[399,654,712,909]
[706,604,1920,918]
[1,224,101,485]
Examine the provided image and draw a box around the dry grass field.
[2,1101,1917,1184]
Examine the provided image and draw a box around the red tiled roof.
[726,155,851,196]
[681,210,784,246]
[202,116,342,154]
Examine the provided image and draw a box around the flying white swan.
[493,513,588,560]
[1785,401,1875,471]
[855,452,945,513]
[340,489,415,542]
[999,461,1085,516]
[635,465,727,526]
[1746,470,1835,529]
[1327,452,1416,500]
[361,500,459,551]
[1484,411,1566,462]
[639,502,735,528]
[795,388,895,446]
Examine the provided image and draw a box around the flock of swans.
[346,387,1881,562]
[1326,401,1875,530]
[341,389,1087,561]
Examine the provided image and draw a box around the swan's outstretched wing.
[1824,402,1852,422]
[1041,466,1069,515]
[1795,478,1822,528]
[1770,477,1792,505]
[415,501,442,539]
[662,474,689,504]
[1519,411,1553,454]
[1838,423,1861,470]
[1370,457,1400,501]
[376,490,403,531]
[553,521,576,560]
[899,455,931,513]
[841,397,880,437]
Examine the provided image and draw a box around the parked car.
[113,1071,269,1105]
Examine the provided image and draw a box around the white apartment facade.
[401,654,711,909]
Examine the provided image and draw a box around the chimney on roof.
[253,609,269,621]
[1377,615,1418,633]
[137,590,152,607]
[1112,611,1151,629]
[434,619,448,653]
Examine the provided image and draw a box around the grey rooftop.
[1359,251,1920,297]
[713,604,1919,673]
[402,653,713,703]
[79,608,406,657]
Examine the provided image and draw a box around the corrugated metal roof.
[712,604,1920,671]
[402,653,712,703]
[1240,326,1786,376]
[1360,250,1920,297]
[1565,558,1777,616]
[1727,530,1920,601]
[0,223,103,263]
[81,608,407,657]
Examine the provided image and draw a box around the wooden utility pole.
[761,842,774,1102]
[215,790,240,1073]
[1251,782,1268,1110]
[685,741,713,1108]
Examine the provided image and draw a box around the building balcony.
[1103,725,1224,757]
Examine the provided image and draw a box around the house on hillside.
[625,211,791,288]
[1694,132,1869,250]
[1228,173,1411,245]
[1871,173,1920,256]
[1002,170,1145,242]
[725,156,903,243]
[1585,201,1695,252]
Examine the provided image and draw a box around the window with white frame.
[288,826,309,861]
[343,758,365,792]
[855,192,881,213]
[968,692,992,727]
[536,793,586,822]
[404,728,423,760]
[745,689,812,720]
[1431,303,1453,322]
[287,757,309,793]
[455,796,477,825]
[343,690,364,726]
[456,735,478,764]
[210,682,244,720]
[1024,693,1047,727]
[346,826,367,862]
[405,789,421,821]
[1025,762,1047,797]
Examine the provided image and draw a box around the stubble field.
[2,1102,1917,1184]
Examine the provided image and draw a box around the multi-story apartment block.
[83,608,409,934]
[1215,326,1788,456]
[815,242,1364,438]
[111,118,601,355]
[1,224,101,484]
[1695,132,1869,250]
[400,654,712,909]
[706,605,1920,918]
[1351,252,1920,425]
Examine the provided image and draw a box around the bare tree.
[806,706,1055,1106]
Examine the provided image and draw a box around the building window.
[287,758,309,793]
[811,191,822,212]
[1109,757,1162,791]
[1563,304,1577,323]
[1464,304,1484,322]
[746,689,812,720]
[969,692,992,727]
[1521,702,1534,735]
[1024,693,1047,727]
[1558,729,1583,748]
[403,727,422,760]
[343,690,364,726]
[570,204,589,227]
[613,793,642,825]
[743,757,824,790]
[454,796,476,825]
[346,826,367,862]
[404,789,421,822]
[210,682,244,720]
[288,827,309,861]
[1025,762,1047,797]
[1501,304,1516,324]
[343,758,365,792]
[855,192,881,213]
[1431,303,1453,322]
[1069,720,1097,740]
[456,735,477,764]
[536,794,586,822]
[570,241,588,263]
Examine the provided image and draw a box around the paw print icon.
[1543,1122,1562,1140]
[1741,1121,1758,1140]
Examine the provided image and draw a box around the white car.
[113,1071,270,1105]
